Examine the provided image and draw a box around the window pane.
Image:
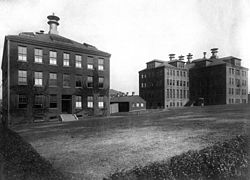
[63,53,70,66]
[49,51,57,65]
[76,96,82,108]
[75,55,82,68]
[18,70,27,85]
[87,57,94,69]
[34,49,43,63]
[49,73,57,86]
[49,94,57,108]
[34,72,43,86]
[18,46,27,61]
[98,58,104,71]
[76,76,82,87]
[98,96,104,108]
[18,94,27,108]
[87,96,93,108]
[87,76,93,88]
[63,74,70,87]
[98,77,104,88]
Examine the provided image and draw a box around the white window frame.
[75,55,82,68]
[18,46,27,61]
[18,70,27,85]
[63,53,70,66]
[75,96,82,109]
[87,57,94,70]
[34,49,43,63]
[98,58,104,71]
[34,72,43,86]
[49,51,57,65]
[87,96,93,108]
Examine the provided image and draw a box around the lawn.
[14,104,250,180]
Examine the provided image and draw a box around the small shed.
[110,95,146,113]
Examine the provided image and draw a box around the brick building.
[1,14,111,125]
[139,54,189,109]
[189,48,248,105]
[139,49,248,109]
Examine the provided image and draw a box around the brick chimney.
[203,52,207,59]
[210,48,218,59]
[47,13,60,35]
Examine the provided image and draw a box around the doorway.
[61,95,72,114]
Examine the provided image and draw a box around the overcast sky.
[0,0,250,97]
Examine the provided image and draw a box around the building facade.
[189,49,248,105]
[139,49,248,109]
[1,14,111,125]
[139,54,189,109]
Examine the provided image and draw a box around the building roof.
[110,95,146,103]
[5,32,111,57]
[191,56,242,67]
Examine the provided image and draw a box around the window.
[183,81,186,87]
[18,95,27,108]
[49,51,57,65]
[173,70,175,76]
[180,89,183,98]
[180,71,182,76]
[87,56,94,69]
[75,96,82,109]
[184,90,186,98]
[173,89,175,98]
[49,73,57,87]
[170,89,172,98]
[49,95,57,108]
[34,95,44,108]
[236,69,240,75]
[63,53,70,66]
[177,71,179,76]
[34,72,43,86]
[63,74,70,87]
[173,80,175,86]
[136,103,139,107]
[98,96,104,108]
[18,46,27,61]
[236,79,240,87]
[75,55,82,68]
[177,89,179,98]
[167,89,169,98]
[177,80,179,86]
[34,49,43,63]
[167,79,169,85]
[18,70,27,85]
[87,76,93,88]
[141,103,144,107]
[183,72,186,77]
[236,89,240,95]
[98,77,104,88]
[87,96,93,108]
[75,75,82,88]
[98,58,104,71]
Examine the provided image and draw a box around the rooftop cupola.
[169,54,175,61]
[210,48,218,59]
[47,13,60,35]
[187,53,193,63]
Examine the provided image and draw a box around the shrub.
[107,135,249,180]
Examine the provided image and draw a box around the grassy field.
[14,104,250,180]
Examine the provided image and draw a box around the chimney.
[126,92,129,96]
[132,92,135,96]
[178,55,184,61]
[210,48,218,59]
[187,53,193,63]
[47,13,60,35]
[203,52,207,59]
[169,54,175,61]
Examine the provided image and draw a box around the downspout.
[7,39,10,125]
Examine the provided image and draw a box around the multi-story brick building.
[139,54,189,109]
[139,49,248,109]
[1,14,111,125]
[189,48,248,105]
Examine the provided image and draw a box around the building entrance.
[61,95,72,114]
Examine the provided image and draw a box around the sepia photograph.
[0,0,249,179]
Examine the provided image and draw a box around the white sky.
[0,0,250,97]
